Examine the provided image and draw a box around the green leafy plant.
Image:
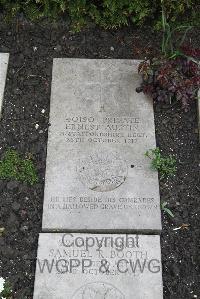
[0,149,38,185]
[0,280,12,299]
[161,202,174,218]
[145,148,176,179]
[160,0,193,58]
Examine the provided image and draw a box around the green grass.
[161,202,174,218]
[145,147,176,179]
[0,149,38,185]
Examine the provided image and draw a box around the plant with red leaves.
[136,55,200,111]
[137,2,200,111]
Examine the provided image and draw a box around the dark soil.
[0,16,199,299]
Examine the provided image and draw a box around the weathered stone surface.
[33,233,163,299]
[42,59,161,232]
[0,53,9,117]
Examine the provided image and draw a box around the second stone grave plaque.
[42,59,161,232]
[0,53,9,117]
[33,233,163,299]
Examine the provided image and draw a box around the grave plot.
[33,59,163,299]
[33,233,163,299]
[42,59,161,232]
[0,53,9,117]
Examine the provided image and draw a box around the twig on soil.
[173,223,190,231]
[27,74,47,81]
[161,100,180,110]
[15,63,25,75]
[195,185,200,192]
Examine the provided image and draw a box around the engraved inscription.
[48,196,159,213]
[60,115,146,145]
[72,282,125,299]
[77,150,127,192]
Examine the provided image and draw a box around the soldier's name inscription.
[37,234,161,277]
[33,233,163,298]
[59,115,146,145]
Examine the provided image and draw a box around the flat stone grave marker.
[33,233,163,299]
[0,53,9,117]
[43,59,161,232]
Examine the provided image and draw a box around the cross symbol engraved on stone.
[97,64,118,113]
[84,63,118,112]
[99,105,105,113]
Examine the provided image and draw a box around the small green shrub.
[145,147,176,179]
[87,0,152,29]
[0,149,38,185]
[0,0,199,31]
[0,280,12,299]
